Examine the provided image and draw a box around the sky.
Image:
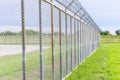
[80,0,120,34]
[0,0,120,34]
[0,0,40,32]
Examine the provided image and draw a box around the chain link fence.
[0,0,101,80]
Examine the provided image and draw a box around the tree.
[18,29,39,35]
[0,29,39,36]
[100,31,110,35]
[0,31,16,35]
[115,29,120,35]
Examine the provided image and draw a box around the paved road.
[0,45,48,56]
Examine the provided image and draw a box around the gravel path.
[0,45,48,57]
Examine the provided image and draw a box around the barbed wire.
[55,0,101,32]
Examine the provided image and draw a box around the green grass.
[0,50,40,80]
[0,47,54,80]
[1,35,120,80]
[101,35,120,42]
[0,43,66,80]
[66,43,120,80]
[0,34,66,80]
[109,43,120,79]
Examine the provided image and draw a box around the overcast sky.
[0,0,120,34]
[80,0,120,34]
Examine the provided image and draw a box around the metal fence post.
[80,21,82,63]
[21,0,26,80]
[65,12,68,75]
[38,0,43,80]
[70,17,73,70]
[77,20,79,64]
[51,0,55,79]
[59,10,62,80]
[74,16,76,67]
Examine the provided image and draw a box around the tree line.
[0,29,120,36]
[0,29,64,36]
[0,30,39,35]
[101,29,120,35]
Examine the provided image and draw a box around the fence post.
[59,10,62,80]
[38,0,43,80]
[80,21,82,63]
[51,0,55,80]
[70,17,73,70]
[74,16,76,67]
[65,11,68,75]
[21,0,26,80]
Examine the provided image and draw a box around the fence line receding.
[0,0,101,80]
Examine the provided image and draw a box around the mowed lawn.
[1,42,120,80]
[0,47,53,80]
[0,44,64,80]
[66,43,120,80]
